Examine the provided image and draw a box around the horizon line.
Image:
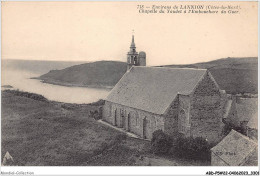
[2,56,258,66]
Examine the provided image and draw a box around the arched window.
[127,113,131,131]
[108,103,112,116]
[114,109,117,126]
[131,56,134,63]
[136,112,139,126]
[134,57,137,64]
[178,109,186,133]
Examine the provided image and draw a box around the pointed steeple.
[130,35,136,48]
[127,32,139,70]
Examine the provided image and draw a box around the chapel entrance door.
[127,113,131,132]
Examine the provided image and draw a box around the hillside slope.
[161,57,258,94]
[39,61,127,88]
[39,57,257,94]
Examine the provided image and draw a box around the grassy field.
[2,90,124,165]
[1,90,151,166]
[1,90,209,166]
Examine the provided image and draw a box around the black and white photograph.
[1,1,258,175]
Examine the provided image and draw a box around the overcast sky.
[2,1,258,66]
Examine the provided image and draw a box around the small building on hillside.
[211,130,258,166]
[102,66,227,143]
[223,97,258,135]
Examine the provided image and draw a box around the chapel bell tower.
[127,32,146,70]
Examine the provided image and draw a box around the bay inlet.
[2,69,110,104]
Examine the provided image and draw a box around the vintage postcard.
[1,1,258,175]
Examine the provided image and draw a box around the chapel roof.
[105,66,207,114]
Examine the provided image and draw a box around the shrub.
[222,124,232,136]
[223,123,246,136]
[151,130,172,154]
[174,136,211,161]
[89,109,102,120]
[88,99,105,106]
[4,89,48,102]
